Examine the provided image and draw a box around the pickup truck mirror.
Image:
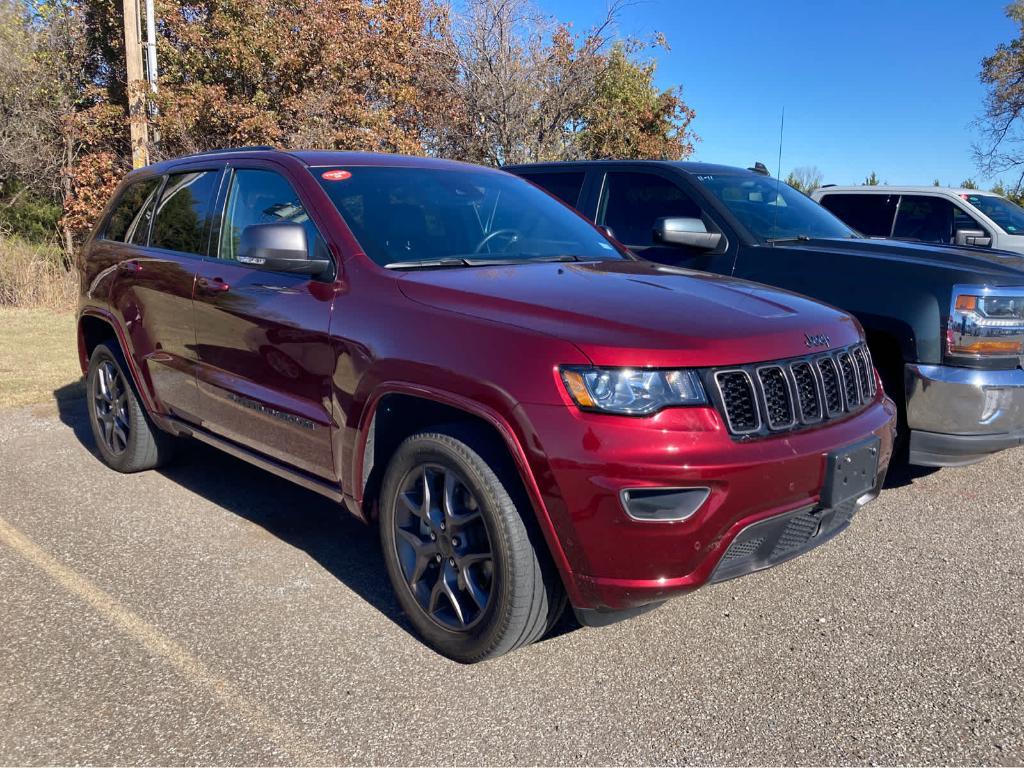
[654,217,722,251]
[955,228,992,248]
[238,223,331,276]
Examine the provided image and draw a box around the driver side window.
[219,169,319,260]
[598,172,704,246]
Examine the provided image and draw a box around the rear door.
[104,165,222,420]
[191,160,337,480]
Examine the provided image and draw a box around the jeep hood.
[396,260,860,368]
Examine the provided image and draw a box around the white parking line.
[0,514,320,765]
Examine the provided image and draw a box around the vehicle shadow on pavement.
[52,385,582,648]
[883,461,939,489]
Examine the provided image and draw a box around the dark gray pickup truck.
[509,160,1024,467]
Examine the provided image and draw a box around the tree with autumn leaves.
[0,0,697,251]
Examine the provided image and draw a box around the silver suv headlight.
[948,285,1024,360]
[560,366,706,415]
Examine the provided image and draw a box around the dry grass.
[0,307,83,408]
[0,235,77,310]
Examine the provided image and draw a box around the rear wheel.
[86,343,176,473]
[379,426,564,662]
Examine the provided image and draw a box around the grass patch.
[0,235,77,310]
[0,308,83,409]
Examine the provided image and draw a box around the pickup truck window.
[597,171,703,246]
[892,195,954,244]
[695,174,855,242]
[104,177,161,245]
[219,169,320,261]
[963,193,1024,235]
[517,171,586,207]
[151,170,220,256]
[317,167,621,268]
[818,193,897,238]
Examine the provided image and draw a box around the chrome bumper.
[905,363,1024,466]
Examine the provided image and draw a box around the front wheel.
[379,427,564,662]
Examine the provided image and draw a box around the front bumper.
[517,395,896,613]
[905,364,1024,466]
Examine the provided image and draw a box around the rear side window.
[892,195,955,244]
[598,171,703,246]
[818,193,897,238]
[518,171,586,208]
[151,170,220,256]
[104,178,161,244]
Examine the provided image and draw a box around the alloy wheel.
[393,463,495,631]
[93,360,130,455]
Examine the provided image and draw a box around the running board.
[167,417,344,503]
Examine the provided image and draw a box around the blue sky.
[540,0,1018,188]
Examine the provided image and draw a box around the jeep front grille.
[714,371,760,434]
[710,343,876,439]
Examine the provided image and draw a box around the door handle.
[117,260,142,274]
[197,276,230,294]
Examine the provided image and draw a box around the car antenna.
[771,107,785,242]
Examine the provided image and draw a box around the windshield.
[315,166,624,268]
[962,193,1024,235]
[693,173,856,242]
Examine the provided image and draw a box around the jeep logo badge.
[805,333,831,349]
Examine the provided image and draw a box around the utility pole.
[122,0,149,168]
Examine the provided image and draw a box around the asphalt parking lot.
[1,398,1022,766]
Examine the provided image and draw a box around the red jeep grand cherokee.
[77,148,896,662]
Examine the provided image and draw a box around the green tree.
[960,178,979,189]
[433,0,696,165]
[864,171,880,186]
[577,43,696,161]
[991,179,1024,206]
[933,178,941,186]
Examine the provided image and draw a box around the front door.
[594,169,735,274]
[191,163,337,480]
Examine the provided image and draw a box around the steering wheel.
[474,229,522,255]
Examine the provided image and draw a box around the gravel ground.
[0,399,1021,766]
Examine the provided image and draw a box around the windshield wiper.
[384,258,471,270]
[385,254,594,270]
[765,234,813,244]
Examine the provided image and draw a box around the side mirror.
[238,223,331,276]
[654,217,722,251]
[955,228,992,248]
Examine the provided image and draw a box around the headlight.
[560,366,706,415]
[948,285,1024,359]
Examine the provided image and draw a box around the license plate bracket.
[822,436,881,509]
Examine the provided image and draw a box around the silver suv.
[812,185,1024,255]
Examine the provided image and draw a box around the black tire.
[875,354,909,465]
[379,425,565,662]
[86,342,176,473]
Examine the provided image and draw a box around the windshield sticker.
[322,169,352,181]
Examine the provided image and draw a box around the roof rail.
[174,145,278,160]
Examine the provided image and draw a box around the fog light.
[620,487,710,522]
